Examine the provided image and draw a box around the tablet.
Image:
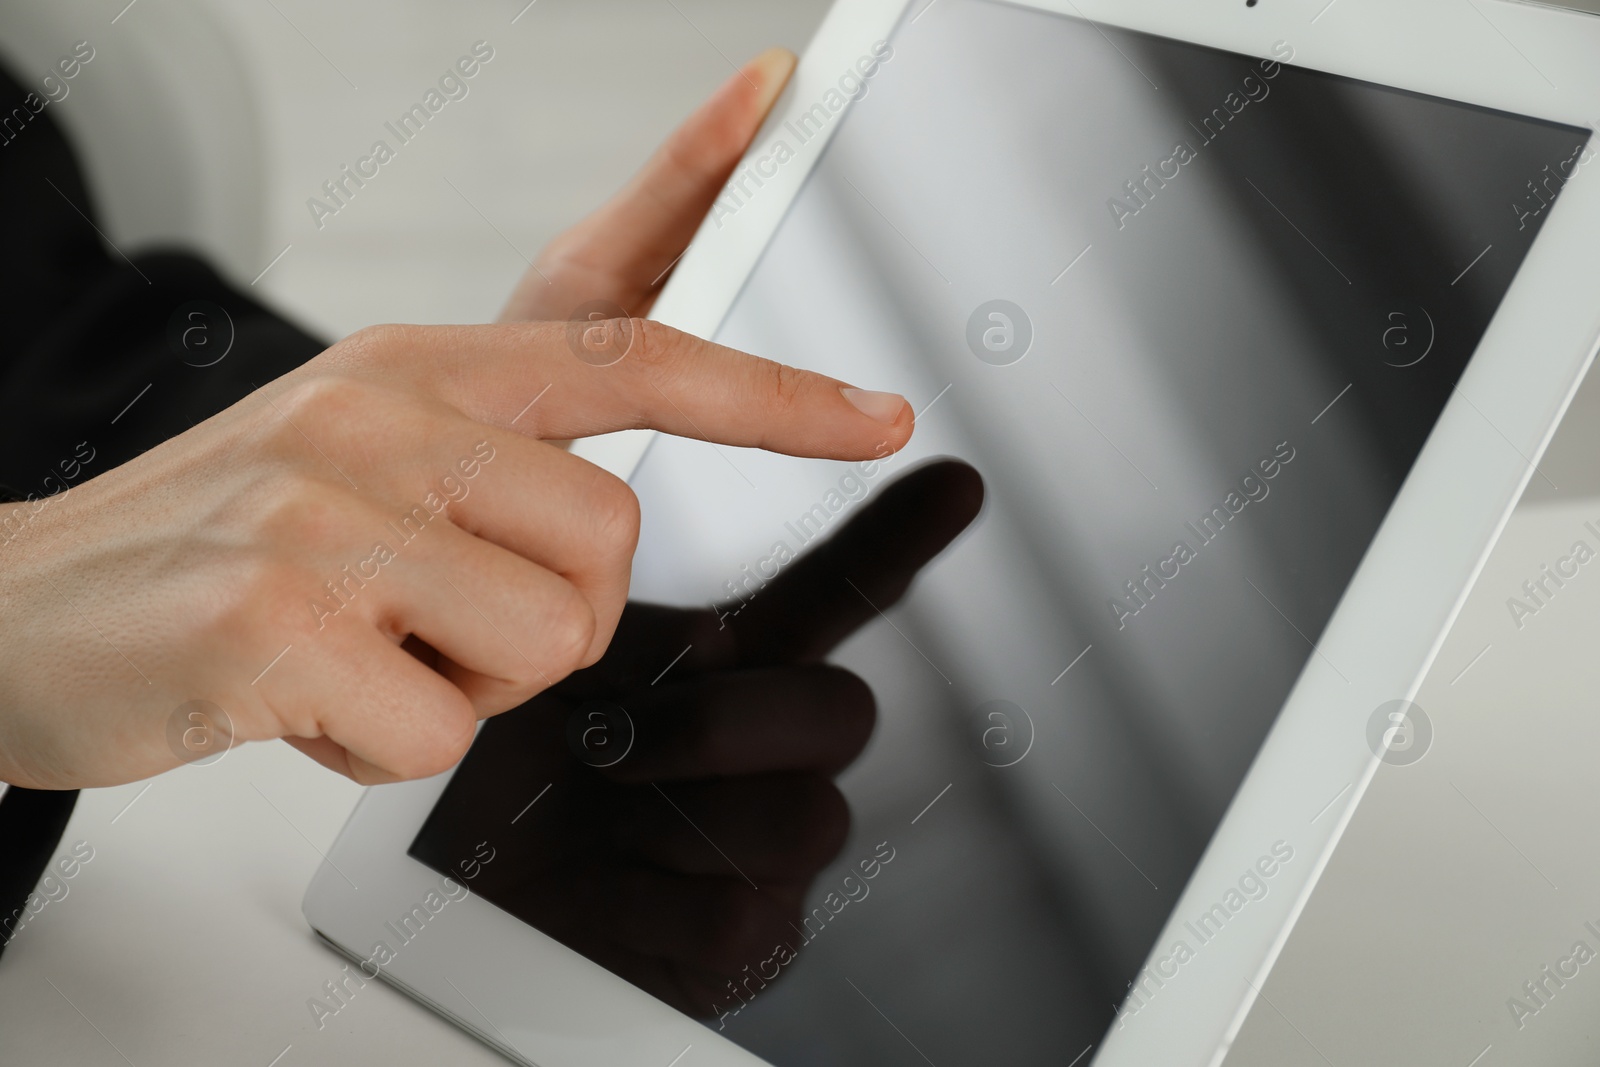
[303,1,1600,1065]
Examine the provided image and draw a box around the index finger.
[348,320,913,461]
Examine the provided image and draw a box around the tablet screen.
[413,1,1590,1062]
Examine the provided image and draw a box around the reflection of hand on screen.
[411,460,983,1015]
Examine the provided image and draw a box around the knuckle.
[366,694,476,783]
[544,583,598,675]
[628,317,679,370]
[231,474,392,635]
[536,231,578,271]
[340,323,406,364]
[408,701,478,779]
[765,358,806,412]
[587,470,641,559]
[253,471,361,553]
[213,555,313,647]
[273,373,371,430]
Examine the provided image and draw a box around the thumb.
[529,48,798,317]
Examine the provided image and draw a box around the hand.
[499,48,797,323]
[0,45,911,790]
[411,461,985,1016]
[0,323,912,791]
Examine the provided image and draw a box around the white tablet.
[303,1,1600,1065]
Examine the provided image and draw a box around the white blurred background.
[0,0,831,336]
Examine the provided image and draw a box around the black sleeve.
[0,785,79,957]
[0,60,328,960]
[0,56,326,494]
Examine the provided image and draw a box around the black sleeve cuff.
[0,785,80,960]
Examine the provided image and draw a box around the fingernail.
[841,387,908,426]
[742,47,797,114]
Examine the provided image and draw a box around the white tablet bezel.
[304,2,1600,1064]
